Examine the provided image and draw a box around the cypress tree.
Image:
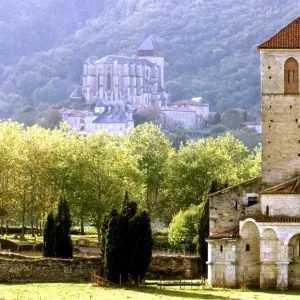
[129,211,153,283]
[55,197,73,259]
[43,211,56,257]
[104,213,122,283]
[100,209,118,256]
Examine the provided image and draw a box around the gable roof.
[92,104,129,124]
[261,176,300,194]
[137,35,164,52]
[258,17,300,49]
[70,87,83,99]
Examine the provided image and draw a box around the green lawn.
[0,283,300,300]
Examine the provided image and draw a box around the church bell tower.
[258,17,300,184]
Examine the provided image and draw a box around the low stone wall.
[0,255,102,283]
[0,253,201,283]
[148,255,201,278]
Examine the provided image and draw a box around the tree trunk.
[0,218,3,236]
[5,218,8,235]
[35,218,39,236]
[21,212,25,240]
[31,218,35,237]
[80,215,85,235]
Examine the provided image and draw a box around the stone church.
[207,17,300,289]
[82,35,169,108]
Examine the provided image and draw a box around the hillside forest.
[0,0,299,123]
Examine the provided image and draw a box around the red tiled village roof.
[258,17,300,49]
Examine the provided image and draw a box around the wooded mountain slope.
[0,0,299,118]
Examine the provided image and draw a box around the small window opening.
[266,205,269,216]
[248,197,258,206]
[269,76,272,79]
[245,244,250,251]
[220,245,223,252]
[268,66,271,69]
[235,201,238,210]
[298,140,300,143]
[270,120,274,122]
[270,105,272,108]
[296,119,298,122]
[269,126,271,128]
[298,154,300,157]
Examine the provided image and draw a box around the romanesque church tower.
[207,17,300,290]
[259,17,300,184]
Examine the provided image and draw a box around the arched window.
[245,244,250,251]
[266,205,269,216]
[220,245,223,252]
[107,73,112,90]
[285,58,298,94]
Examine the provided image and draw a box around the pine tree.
[43,211,56,257]
[55,197,73,259]
[129,211,153,283]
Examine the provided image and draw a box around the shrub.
[168,205,199,252]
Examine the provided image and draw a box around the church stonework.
[207,17,300,289]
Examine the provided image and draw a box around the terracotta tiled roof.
[258,17,300,49]
[241,214,300,223]
[208,227,240,239]
[261,176,300,194]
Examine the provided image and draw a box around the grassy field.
[0,283,300,300]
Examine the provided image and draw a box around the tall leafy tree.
[127,123,172,218]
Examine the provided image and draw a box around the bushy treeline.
[0,121,260,241]
[0,0,300,121]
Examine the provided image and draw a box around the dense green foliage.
[168,206,199,252]
[55,198,73,259]
[43,212,56,257]
[0,122,260,240]
[104,194,152,284]
[1,0,300,121]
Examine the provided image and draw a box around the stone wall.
[209,177,262,235]
[148,256,201,278]
[0,253,201,283]
[0,255,102,283]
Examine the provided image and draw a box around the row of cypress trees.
[101,192,153,284]
[43,197,73,259]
